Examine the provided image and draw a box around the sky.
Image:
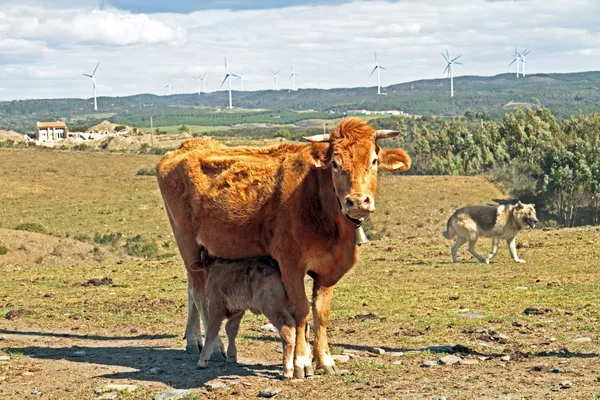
[0,0,599,100]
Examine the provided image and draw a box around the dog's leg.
[488,237,500,262]
[507,237,525,263]
[468,238,488,264]
[451,236,467,262]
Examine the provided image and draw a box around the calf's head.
[305,117,411,223]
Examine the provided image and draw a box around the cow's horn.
[303,134,331,142]
[375,130,401,140]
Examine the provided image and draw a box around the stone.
[342,352,360,359]
[421,360,438,368]
[388,351,404,357]
[96,393,118,400]
[500,355,511,362]
[392,360,403,365]
[259,323,278,333]
[560,381,572,389]
[331,354,350,363]
[94,384,138,394]
[458,358,479,365]
[338,369,351,375]
[22,371,34,376]
[30,389,42,395]
[276,347,283,354]
[457,311,486,318]
[370,347,386,355]
[154,389,193,400]
[0,355,10,361]
[72,350,87,357]
[551,368,565,374]
[205,381,228,391]
[439,355,461,365]
[149,367,164,374]
[573,337,592,343]
[258,387,281,398]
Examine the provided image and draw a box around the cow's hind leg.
[184,278,202,354]
[264,309,296,379]
[312,282,337,375]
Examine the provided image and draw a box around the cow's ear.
[516,201,524,208]
[309,142,332,169]
[379,148,411,172]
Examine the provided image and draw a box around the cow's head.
[304,117,411,224]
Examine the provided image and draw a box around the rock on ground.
[94,384,138,394]
[154,389,193,400]
[439,355,462,365]
[258,387,282,398]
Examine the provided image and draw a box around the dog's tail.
[442,216,456,240]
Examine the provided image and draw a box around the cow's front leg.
[312,282,337,375]
[279,268,313,379]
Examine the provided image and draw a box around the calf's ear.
[309,142,332,169]
[379,148,411,172]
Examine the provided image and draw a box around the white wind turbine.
[270,69,280,90]
[289,66,299,91]
[520,48,531,77]
[509,47,521,78]
[442,48,462,97]
[370,52,385,95]
[82,62,100,111]
[193,74,206,94]
[221,58,240,109]
[165,80,172,96]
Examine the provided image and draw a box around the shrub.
[94,232,122,247]
[74,233,91,242]
[0,245,8,255]
[124,235,159,259]
[136,167,157,176]
[73,143,90,151]
[15,223,46,234]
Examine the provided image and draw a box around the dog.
[191,248,297,379]
[442,201,538,263]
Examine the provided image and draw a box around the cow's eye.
[332,161,339,171]
[372,158,378,166]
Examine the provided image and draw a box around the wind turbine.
[509,47,521,78]
[370,52,385,95]
[81,62,100,111]
[270,69,280,91]
[289,66,299,91]
[221,58,240,109]
[520,48,531,77]
[193,75,206,95]
[165,80,172,96]
[442,48,462,97]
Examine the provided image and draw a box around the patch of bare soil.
[0,228,114,270]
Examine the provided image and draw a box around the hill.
[2,71,600,133]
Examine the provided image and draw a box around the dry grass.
[0,147,599,399]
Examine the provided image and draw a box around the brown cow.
[156,117,411,378]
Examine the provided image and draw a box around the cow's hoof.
[318,365,338,375]
[210,349,227,362]
[293,366,305,379]
[226,355,237,363]
[304,365,314,377]
[186,340,202,355]
[196,360,209,369]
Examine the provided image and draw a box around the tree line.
[371,108,600,227]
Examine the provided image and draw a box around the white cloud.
[0,0,599,100]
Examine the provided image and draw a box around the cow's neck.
[315,167,357,245]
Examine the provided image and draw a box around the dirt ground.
[1,148,600,399]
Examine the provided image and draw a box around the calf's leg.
[225,311,244,363]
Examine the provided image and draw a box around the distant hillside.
[2,71,600,133]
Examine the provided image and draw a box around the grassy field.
[1,147,599,399]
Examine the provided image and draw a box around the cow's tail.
[442,216,456,240]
